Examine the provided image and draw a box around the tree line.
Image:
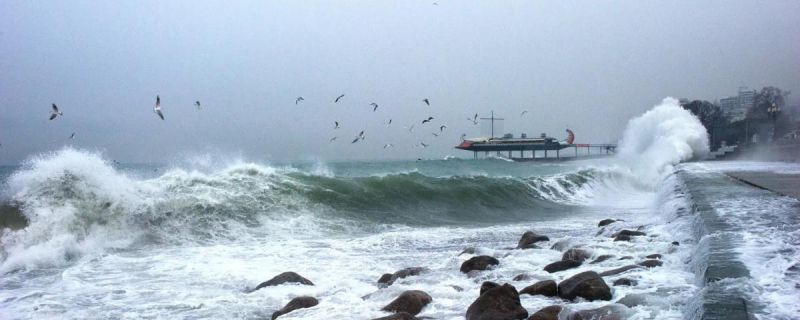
[680,86,798,149]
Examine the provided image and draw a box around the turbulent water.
[0,98,796,319]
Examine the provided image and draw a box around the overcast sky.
[1,0,798,165]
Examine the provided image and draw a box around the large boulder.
[382,290,432,316]
[544,260,582,273]
[255,272,314,291]
[461,256,500,273]
[517,231,550,249]
[645,254,662,259]
[520,280,557,297]
[372,312,420,320]
[589,255,613,264]
[613,234,631,242]
[638,260,663,268]
[466,283,528,320]
[512,274,531,281]
[598,265,641,277]
[557,271,612,301]
[480,281,500,295]
[598,219,617,227]
[562,248,591,262]
[271,296,318,320]
[379,267,426,287]
[527,305,562,320]
[566,304,628,320]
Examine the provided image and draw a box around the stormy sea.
[1,99,798,319]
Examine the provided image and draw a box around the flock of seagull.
[25,95,533,157]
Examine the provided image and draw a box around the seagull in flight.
[404,125,415,133]
[351,131,365,144]
[423,98,430,106]
[520,111,528,116]
[335,94,345,103]
[49,104,63,120]
[439,125,447,132]
[334,121,339,129]
[422,117,433,124]
[460,133,466,141]
[296,97,304,105]
[195,101,202,110]
[330,137,338,142]
[384,144,394,149]
[69,132,75,139]
[420,142,429,148]
[431,133,439,137]
[370,103,378,112]
[467,113,478,125]
[384,119,392,127]
[154,95,164,120]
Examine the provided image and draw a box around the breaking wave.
[0,97,709,274]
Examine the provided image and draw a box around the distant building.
[719,87,756,121]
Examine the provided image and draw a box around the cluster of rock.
[251,218,674,319]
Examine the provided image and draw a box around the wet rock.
[517,231,550,249]
[271,296,318,320]
[550,239,575,252]
[255,272,314,291]
[385,267,426,286]
[562,248,591,262]
[378,274,394,284]
[461,256,499,273]
[613,234,631,242]
[598,265,642,277]
[618,256,633,260]
[617,230,646,237]
[382,290,432,316]
[598,219,617,227]
[451,285,465,292]
[557,271,612,301]
[520,280,557,297]
[371,312,421,320]
[645,254,662,259]
[480,281,500,295]
[590,255,614,264]
[612,278,637,286]
[513,274,531,281]
[527,305,562,320]
[671,241,680,246]
[566,304,628,320]
[466,283,528,320]
[460,247,477,256]
[637,260,663,268]
[544,260,582,273]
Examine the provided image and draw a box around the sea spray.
[615,97,709,185]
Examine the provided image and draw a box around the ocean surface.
[0,98,797,319]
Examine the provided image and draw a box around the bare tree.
[681,100,729,147]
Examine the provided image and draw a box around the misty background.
[1,0,798,165]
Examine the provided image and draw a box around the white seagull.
[467,113,478,125]
[520,110,528,116]
[384,119,392,127]
[422,117,433,124]
[404,125,415,133]
[420,142,429,148]
[195,101,202,110]
[296,97,304,105]
[69,132,75,139]
[335,94,345,103]
[334,121,340,129]
[154,95,164,120]
[431,133,439,137]
[383,144,394,149]
[351,131,365,144]
[50,103,63,120]
[370,103,378,112]
[330,137,338,142]
[439,125,447,132]
[423,98,430,106]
